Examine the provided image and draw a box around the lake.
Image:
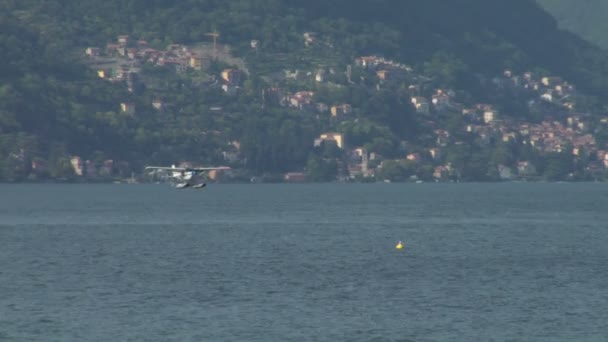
[1,183,607,341]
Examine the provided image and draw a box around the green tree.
[306,156,337,182]
[543,152,574,181]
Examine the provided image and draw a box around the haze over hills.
[536,0,608,50]
[2,0,608,182]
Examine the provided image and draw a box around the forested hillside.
[537,0,608,50]
[3,0,608,182]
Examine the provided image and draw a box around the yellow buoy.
[395,241,404,250]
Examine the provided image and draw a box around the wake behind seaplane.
[145,164,231,189]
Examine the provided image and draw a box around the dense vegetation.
[536,0,608,50]
[2,0,608,182]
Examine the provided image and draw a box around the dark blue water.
[1,183,608,341]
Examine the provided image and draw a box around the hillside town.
[63,33,608,183]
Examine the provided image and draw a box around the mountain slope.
[536,0,608,50]
[2,0,608,181]
[293,0,608,98]
[7,0,608,96]
[0,13,141,180]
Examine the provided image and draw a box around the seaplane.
[145,164,231,189]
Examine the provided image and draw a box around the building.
[221,69,242,84]
[315,133,345,149]
[541,76,563,87]
[85,160,98,178]
[432,92,452,111]
[152,99,164,111]
[190,56,205,70]
[429,148,441,160]
[355,56,382,69]
[118,35,130,46]
[484,110,498,124]
[517,161,537,176]
[70,156,84,176]
[221,84,240,96]
[303,32,316,46]
[316,103,329,113]
[120,102,136,116]
[284,172,307,183]
[376,70,390,80]
[411,97,430,114]
[433,165,450,180]
[315,70,325,82]
[101,160,114,177]
[330,104,352,117]
[498,165,513,180]
[85,47,100,57]
[287,91,314,110]
[407,153,421,162]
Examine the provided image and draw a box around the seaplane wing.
[145,166,231,172]
[184,166,231,172]
[145,166,186,172]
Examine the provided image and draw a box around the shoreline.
[0,180,605,185]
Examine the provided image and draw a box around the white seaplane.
[145,165,231,189]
